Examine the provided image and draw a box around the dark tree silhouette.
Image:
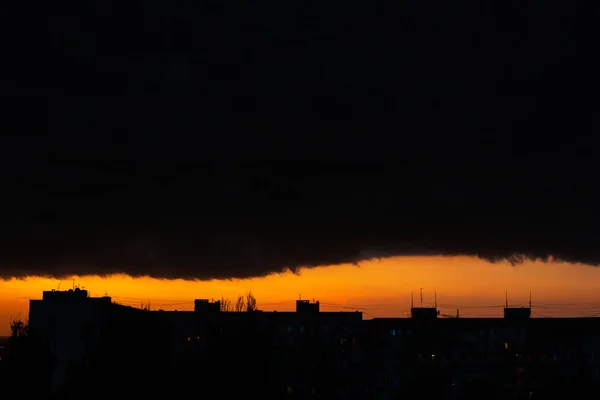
[140,301,151,311]
[9,316,28,338]
[235,294,245,312]
[220,295,232,311]
[246,290,257,312]
[2,317,54,397]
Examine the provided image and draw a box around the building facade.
[28,293,600,399]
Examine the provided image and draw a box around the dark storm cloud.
[1,162,599,280]
[1,0,597,279]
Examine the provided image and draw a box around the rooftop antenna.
[529,290,532,309]
[505,291,508,308]
[299,294,301,300]
[420,287,425,308]
[57,282,61,290]
[456,309,460,318]
[411,292,414,308]
[434,291,437,308]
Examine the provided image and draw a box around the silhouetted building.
[29,289,143,394]
[194,298,220,313]
[0,337,6,363]
[410,307,439,320]
[363,316,600,399]
[409,291,439,320]
[29,289,113,356]
[42,288,90,301]
[504,307,531,320]
[25,290,600,399]
[296,299,320,313]
[153,296,363,398]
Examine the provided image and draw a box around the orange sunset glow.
[2,255,600,336]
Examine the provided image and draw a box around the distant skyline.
[2,0,596,350]
[3,255,600,336]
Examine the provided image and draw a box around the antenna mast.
[434,291,437,308]
[420,287,425,308]
[411,292,414,308]
[72,279,75,290]
[505,291,508,308]
[529,290,532,309]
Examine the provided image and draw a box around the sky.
[1,0,598,336]
[3,256,600,336]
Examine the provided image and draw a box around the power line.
[14,291,600,317]
[439,303,505,309]
[110,295,192,302]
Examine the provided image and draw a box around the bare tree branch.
[220,295,232,312]
[245,290,257,312]
[140,301,151,311]
[9,315,29,338]
[234,295,245,312]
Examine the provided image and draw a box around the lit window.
[391,329,396,336]
[504,342,508,349]
[517,378,524,387]
[431,354,436,360]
